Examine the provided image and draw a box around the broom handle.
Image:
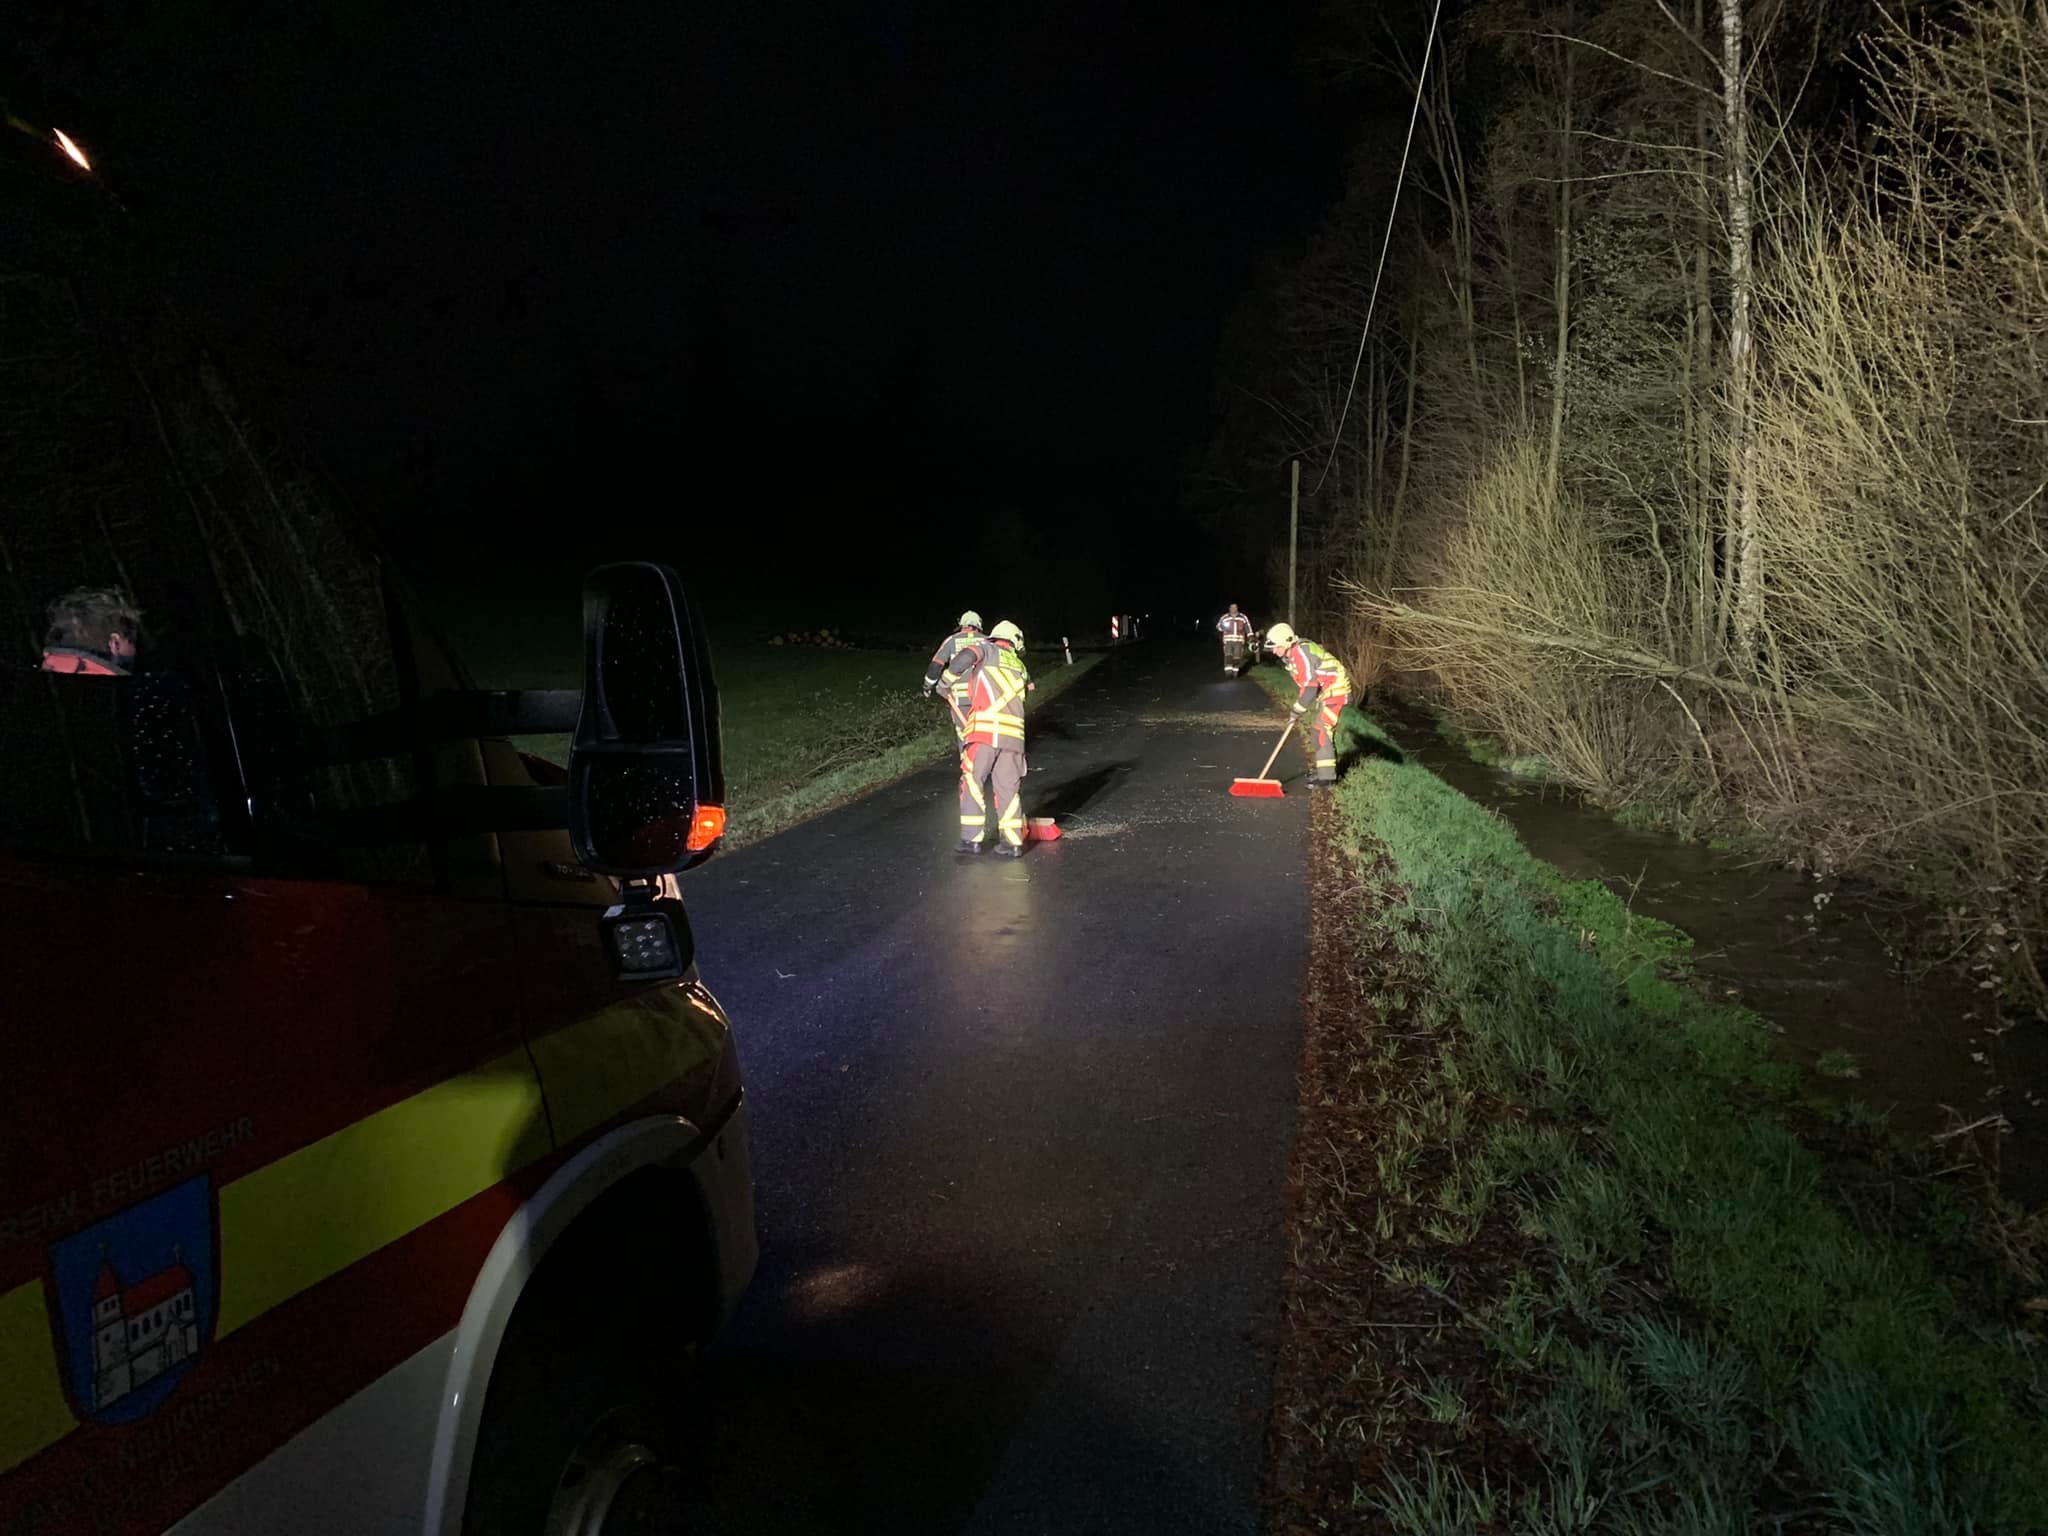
[1253,717,1295,781]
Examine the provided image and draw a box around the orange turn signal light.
[685,805,727,851]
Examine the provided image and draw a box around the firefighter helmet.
[990,619,1024,651]
[1265,622,1297,651]
[958,610,983,631]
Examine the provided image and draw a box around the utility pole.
[1287,458,1299,627]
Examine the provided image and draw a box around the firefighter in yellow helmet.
[1265,622,1352,787]
[942,619,1033,856]
[921,609,983,743]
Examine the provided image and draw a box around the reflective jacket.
[1217,612,1253,640]
[40,648,126,676]
[924,629,981,702]
[945,637,1031,749]
[1283,639,1351,707]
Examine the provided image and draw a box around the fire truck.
[0,552,755,1536]
[1,111,756,1533]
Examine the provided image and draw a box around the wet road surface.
[677,638,1310,1533]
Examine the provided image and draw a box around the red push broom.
[1230,719,1295,797]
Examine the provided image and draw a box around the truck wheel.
[463,1289,695,1536]
[538,1405,680,1535]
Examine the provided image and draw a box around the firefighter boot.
[957,839,985,855]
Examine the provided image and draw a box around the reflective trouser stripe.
[960,749,989,837]
[991,749,1026,846]
[1314,694,1348,773]
[959,744,1024,846]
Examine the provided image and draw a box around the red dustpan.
[1025,817,1063,842]
[1230,720,1293,798]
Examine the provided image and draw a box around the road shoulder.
[1267,706,2047,1533]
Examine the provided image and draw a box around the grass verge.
[1269,706,2048,1534]
[716,647,1102,847]
[451,601,1105,849]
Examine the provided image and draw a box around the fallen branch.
[1657,678,1723,796]
[1346,587,1876,728]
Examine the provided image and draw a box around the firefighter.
[921,609,984,743]
[1216,603,1253,676]
[40,587,141,675]
[1265,622,1352,787]
[944,618,1032,857]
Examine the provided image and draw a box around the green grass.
[1816,1047,1864,1081]
[714,647,1101,846]
[1326,707,2048,1533]
[446,610,1101,848]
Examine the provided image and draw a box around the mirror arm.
[323,785,570,844]
[313,689,582,765]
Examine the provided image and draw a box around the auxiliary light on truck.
[606,905,689,981]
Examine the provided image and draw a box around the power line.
[1309,0,1446,497]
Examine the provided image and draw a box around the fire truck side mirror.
[567,562,724,880]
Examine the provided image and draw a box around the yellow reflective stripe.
[528,988,727,1150]
[1,1045,554,1476]
[0,1281,73,1473]
[216,1047,550,1337]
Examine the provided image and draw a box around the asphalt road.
[677,637,1310,1534]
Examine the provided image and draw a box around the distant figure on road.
[40,587,141,676]
[944,619,1032,857]
[1264,622,1352,788]
[922,609,983,743]
[1216,604,1253,676]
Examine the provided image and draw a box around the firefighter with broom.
[921,609,983,743]
[1266,622,1351,789]
[943,619,1033,856]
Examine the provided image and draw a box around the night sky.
[9,0,1354,631]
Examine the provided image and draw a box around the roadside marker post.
[1063,636,1072,665]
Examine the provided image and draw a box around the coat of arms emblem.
[48,1174,217,1425]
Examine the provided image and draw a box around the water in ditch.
[1371,698,2048,1208]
